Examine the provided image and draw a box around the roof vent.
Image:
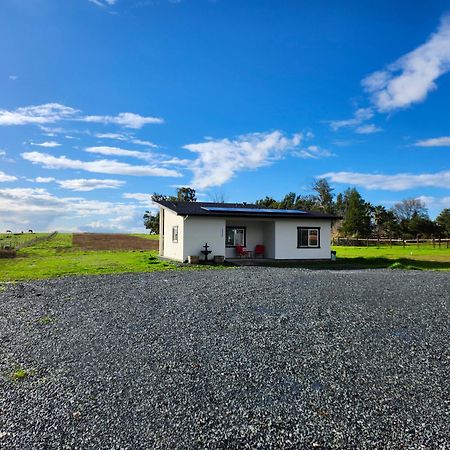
[242,202,247,206]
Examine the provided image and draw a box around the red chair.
[255,245,265,258]
[235,245,248,258]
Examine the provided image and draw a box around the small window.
[226,227,246,247]
[172,225,179,243]
[297,227,320,248]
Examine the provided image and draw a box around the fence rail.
[332,237,450,248]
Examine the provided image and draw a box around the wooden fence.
[333,237,450,248]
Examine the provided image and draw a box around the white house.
[154,201,340,262]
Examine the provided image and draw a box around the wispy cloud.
[184,130,303,189]
[8,75,18,81]
[362,14,450,112]
[416,195,450,209]
[81,112,163,128]
[21,151,182,177]
[292,145,333,159]
[0,104,78,126]
[57,178,125,191]
[85,146,156,161]
[0,103,163,129]
[355,124,382,134]
[321,170,450,191]
[328,108,374,131]
[0,171,17,182]
[414,136,450,147]
[30,141,61,148]
[88,0,118,7]
[34,177,56,183]
[122,192,156,208]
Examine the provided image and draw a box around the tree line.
[144,183,450,239]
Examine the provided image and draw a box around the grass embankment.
[0,234,224,282]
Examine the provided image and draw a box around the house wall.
[263,222,276,259]
[161,207,184,262]
[225,219,266,258]
[274,219,331,259]
[184,216,226,262]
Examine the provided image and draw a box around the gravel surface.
[0,268,449,449]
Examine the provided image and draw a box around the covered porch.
[225,218,275,260]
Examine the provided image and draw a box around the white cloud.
[30,141,61,148]
[0,103,78,126]
[9,75,18,81]
[292,145,333,159]
[22,151,181,177]
[0,171,17,182]
[131,139,158,147]
[416,195,450,209]
[88,0,117,6]
[362,15,450,112]
[95,132,128,140]
[57,178,125,191]
[414,136,450,147]
[81,112,163,128]
[35,177,56,183]
[184,130,303,189]
[85,146,155,161]
[0,187,144,232]
[0,104,164,129]
[123,192,157,209]
[355,124,383,134]
[328,108,374,131]
[321,170,450,191]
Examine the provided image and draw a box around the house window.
[297,227,320,248]
[172,225,179,243]
[226,227,246,247]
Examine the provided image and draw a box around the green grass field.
[0,234,448,282]
[0,232,50,249]
[0,233,225,282]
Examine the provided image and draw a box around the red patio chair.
[235,245,248,258]
[255,245,265,258]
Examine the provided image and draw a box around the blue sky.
[1,0,449,232]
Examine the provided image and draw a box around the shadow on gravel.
[237,257,450,271]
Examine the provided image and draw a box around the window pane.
[299,229,308,247]
[308,229,318,247]
[234,229,245,246]
[226,229,234,246]
[172,226,178,243]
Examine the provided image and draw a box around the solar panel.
[201,207,307,214]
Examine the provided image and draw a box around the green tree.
[436,208,450,236]
[176,187,197,202]
[312,178,335,213]
[339,188,372,237]
[255,196,279,208]
[143,211,159,234]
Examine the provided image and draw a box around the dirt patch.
[73,233,159,251]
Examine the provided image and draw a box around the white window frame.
[172,225,179,243]
[225,227,246,247]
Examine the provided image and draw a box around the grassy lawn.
[330,244,450,271]
[0,234,223,282]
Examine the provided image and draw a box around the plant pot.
[213,255,225,264]
[188,255,200,264]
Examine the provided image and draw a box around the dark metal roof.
[154,201,341,220]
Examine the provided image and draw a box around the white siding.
[161,207,184,262]
[183,216,226,262]
[274,219,331,259]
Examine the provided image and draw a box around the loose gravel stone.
[0,268,449,449]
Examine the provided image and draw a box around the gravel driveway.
[1,268,449,449]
